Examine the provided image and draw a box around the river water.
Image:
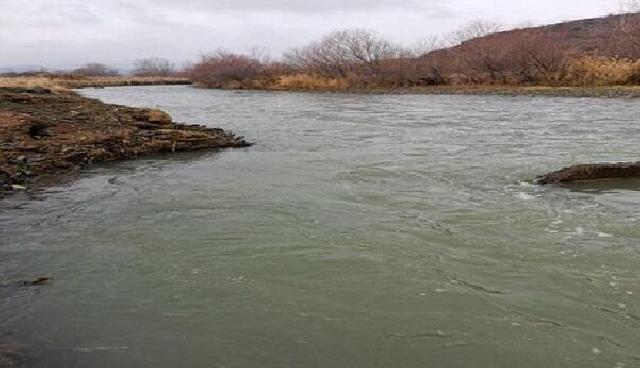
[1,86,639,367]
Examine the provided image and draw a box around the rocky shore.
[0,87,251,196]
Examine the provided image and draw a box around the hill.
[185,12,640,91]
[419,12,640,85]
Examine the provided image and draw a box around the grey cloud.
[149,0,452,14]
[0,0,613,70]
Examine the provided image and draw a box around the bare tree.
[447,20,504,45]
[610,7,640,58]
[284,29,400,77]
[408,35,444,57]
[617,0,640,13]
[188,51,261,88]
[509,31,569,84]
[133,58,175,77]
[443,21,508,83]
[249,46,272,64]
[73,63,119,76]
[436,27,571,85]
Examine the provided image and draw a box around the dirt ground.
[0,87,251,196]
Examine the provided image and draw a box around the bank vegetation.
[187,12,640,92]
[0,58,188,90]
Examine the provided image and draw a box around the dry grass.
[563,56,640,86]
[0,77,68,91]
[271,74,351,91]
[0,76,191,90]
[193,73,354,91]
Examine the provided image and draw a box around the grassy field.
[0,76,191,90]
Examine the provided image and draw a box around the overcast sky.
[0,0,622,70]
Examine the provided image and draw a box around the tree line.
[6,8,639,89]
[188,12,640,90]
[0,58,177,78]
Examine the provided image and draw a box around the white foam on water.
[518,181,534,188]
[515,192,535,200]
[597,232,614,238]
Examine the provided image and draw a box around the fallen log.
[535,161,640,185]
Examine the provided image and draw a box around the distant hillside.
[449,12,640,56]
[419,12,640,85]
[525,12,640,56]
[187,12,640,91]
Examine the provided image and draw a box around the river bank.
[199,82,640,98]
[372,85,640,98]
[0,87,251,197]
[0,76,192,90]
[7,74,638,98]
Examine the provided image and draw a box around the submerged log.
[535,161,640,185]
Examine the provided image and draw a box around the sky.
[0,0,624,70]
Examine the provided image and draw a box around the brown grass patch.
[563,56,640,86]
[272,74,351,91]
[0,76,191,90]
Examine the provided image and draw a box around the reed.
[272,74,351,91]
[563,56,640,86]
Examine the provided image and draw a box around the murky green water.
[1,86,639,367]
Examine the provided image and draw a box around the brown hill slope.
[187,13,640,90]
[523,12,640,56]
[419,12,640,85]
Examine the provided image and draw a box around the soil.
[0,87,251,196]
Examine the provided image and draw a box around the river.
[1,86,639,367]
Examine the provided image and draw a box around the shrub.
[133,58,175,77]
[73,63,120,77]
[188,52,262,88]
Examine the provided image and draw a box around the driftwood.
[535,161,640,185]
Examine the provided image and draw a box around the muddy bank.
[536,161,640,184]
[0,87,250,196]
